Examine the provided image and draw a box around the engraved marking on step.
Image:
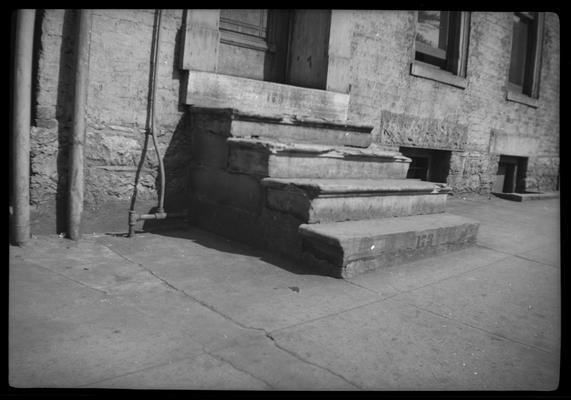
[416,233,434,249]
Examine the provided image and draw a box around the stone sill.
[505,89,539,108]
[185,70,350,121]
[492,191,559,201]
[410,62,467,89]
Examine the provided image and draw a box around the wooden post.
[67,9,92,240]
[12,9,36,245]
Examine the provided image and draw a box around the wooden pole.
[67,9,92,240]
[12,9,36,245]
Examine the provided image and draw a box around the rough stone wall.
[31,9,191,233]
[344,11,559,193]
[29,10,559,234]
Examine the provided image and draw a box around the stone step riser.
[266,189,447,223]
[299,215,479,278]
[189,198,304,260]
[302,236,477,279]
[230,119,372,148]
[189,198,478,279]
[189,106,374,148]
[189,167,262,213]
[190,168,447,224]
[228,147,410,179]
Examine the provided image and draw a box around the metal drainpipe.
[11,9,36,246]
[128,9,187,237]
[67,9,93,240]
[150,9,166,213]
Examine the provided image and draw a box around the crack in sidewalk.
[100,241,362,389]
[100,242,268,333]
[474,244,559,269]
[75,349,274,390]
[264,331,361,389]
[387,297,555,355]
[205,351,276,389]
[22,261,111,296]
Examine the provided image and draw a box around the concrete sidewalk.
[9,195,560,390]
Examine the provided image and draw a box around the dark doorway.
[494,155,527,193]
[399,147,452,183]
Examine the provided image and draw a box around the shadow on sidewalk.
[106,222,322,277]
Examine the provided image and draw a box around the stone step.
[262,178,450,223]
[189,107,373,149]
[299,213,479,278]
[227,137,411,179]
[229,110,373,148]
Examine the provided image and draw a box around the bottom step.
[299,213,479,279]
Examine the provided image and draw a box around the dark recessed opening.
[494,155,528,193]
[399,147,452,183]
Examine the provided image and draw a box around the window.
[507,12,544,99]
[414,11,470,77]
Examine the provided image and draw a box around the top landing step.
[186,70,352,121]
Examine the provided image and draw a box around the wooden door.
[493,163,506,193]
[503,163,517,193]
[217,9,290,83]
[286,10,331,90]
[216,9,332,90]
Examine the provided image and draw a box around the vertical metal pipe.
[12,9,36,245]
[67,9,92,240]
[151,9,165,213]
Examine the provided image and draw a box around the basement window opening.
[399,147,452,183]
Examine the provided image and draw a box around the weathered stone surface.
[526,156,559,192]
[299,213,480,278]
[30,10,559,212]
[489,129,541,157]
[380,110,469,152]
[227,138,411,179]
[185,70,350,121]
[231,119,371,148]
[448,151,499,194]
[263,178,449,223]
[229,112,372,148]
[190,129,229,169]
[189,198,304,259]
[85,167,157,206]
[189,166,262,213]
[262,177,449,195]
[491,192,560,202]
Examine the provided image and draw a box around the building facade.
[25,10,560,235]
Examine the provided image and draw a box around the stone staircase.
[187,107,479,278]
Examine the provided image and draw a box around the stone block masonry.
[185,106,479,278]
[30,10,190,234]
[28,10,559,235]
[344,11,559,194]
